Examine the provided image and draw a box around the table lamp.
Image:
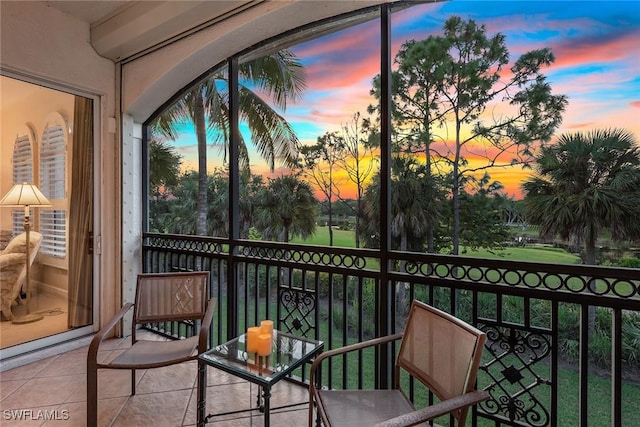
[0,182,51,324]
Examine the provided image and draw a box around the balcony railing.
[142,232,640,427]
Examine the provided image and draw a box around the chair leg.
[87,366,98,427]
[308,395,314,427]
[131,368,136,395]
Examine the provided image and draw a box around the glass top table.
[197,330,324,427]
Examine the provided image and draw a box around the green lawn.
[291,226,357,248]
[463,245,581,264]
[293,226,582,264]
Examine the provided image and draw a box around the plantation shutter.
[12,132,34,235]
[39,122,67,258]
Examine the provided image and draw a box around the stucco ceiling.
[42,0,131,24]
[43,1,267,61]
[42,1,396,63]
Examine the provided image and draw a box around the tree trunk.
[452,117,461,256]
[328,200,334,246]
[354,195,361,248]
[585,228,597,334]
[397,230,409,316]
[194,90,208,237]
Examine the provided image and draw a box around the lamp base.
[11,313,44,324]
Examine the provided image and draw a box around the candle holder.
[246,326,260,354]
[260,319,274,336]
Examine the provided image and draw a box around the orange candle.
[257,333,272,356]
[246,327,260,354]
[260,320,274,336]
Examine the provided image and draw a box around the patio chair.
[308,300,488,427]
[0,231,42,321]
[87,271,216,427]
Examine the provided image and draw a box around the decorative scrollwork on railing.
[392,254,640,301]
[278,287,316,336]
[241,245,367,270]
[144,235,224,254]
[479,324,552,426]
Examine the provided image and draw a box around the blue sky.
[171,1,640,197]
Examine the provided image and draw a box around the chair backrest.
[1,231,42,299]
[134,272,209,324]
[396,300,486,424]
[3,231,42,262]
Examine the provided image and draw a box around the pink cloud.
[550,31,639,70]
[565,122,594,130]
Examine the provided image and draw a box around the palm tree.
[154,50,306,236]
[360,156,442,252]
[253,174,317,243]
[148,139,182,233]
[360,156,443,314]
[522,128,640,267]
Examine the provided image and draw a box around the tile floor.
[0,331,311,426]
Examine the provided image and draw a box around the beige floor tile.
[94,368,145,399]
[205,366,247,386]
[136,361,198,394]
[182,382,255,425]
[1,373,84,410]
[0,404,59,427]
[95,336,127,351]
[64,378,87,404]
[87,395,131,427]
[0,378,27,400]
[36,351,87,377]
[201,407,308,427]
[41,396,127,427]
[2,334,313,427]
[182,380,307,426]
[0,356,57,381]
[111,389,191,427]
[40,401,84,427]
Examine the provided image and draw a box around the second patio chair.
[87,271,216,427]
[308,300,488,427]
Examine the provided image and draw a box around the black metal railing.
[142,233,640,427]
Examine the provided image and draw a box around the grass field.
[293,226,582,264]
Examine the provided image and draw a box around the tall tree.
[154,50,306,236]
[522,128,640,266]
[360,156,442,251]
[300,132,344,246]
[457,173,510,252]
[360,156,443,311]
[372,16,567,255]
[148,138,182,233]
[337,112,376,248]
[254,174,317,243]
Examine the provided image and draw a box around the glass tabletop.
[199,330,324,387]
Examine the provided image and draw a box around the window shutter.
[39,122,67,258]
[12,133,34,235]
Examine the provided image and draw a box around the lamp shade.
[0,183,52,207]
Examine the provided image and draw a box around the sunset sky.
[171,0,640,199]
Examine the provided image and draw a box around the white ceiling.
[42,0,131,24]
[43,1,265,61]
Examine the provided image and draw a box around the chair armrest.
[309,333,403,389]
[198,298,217,352]
[87,303,134,364]
[0,253,24,269]
[373,390,490,427]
